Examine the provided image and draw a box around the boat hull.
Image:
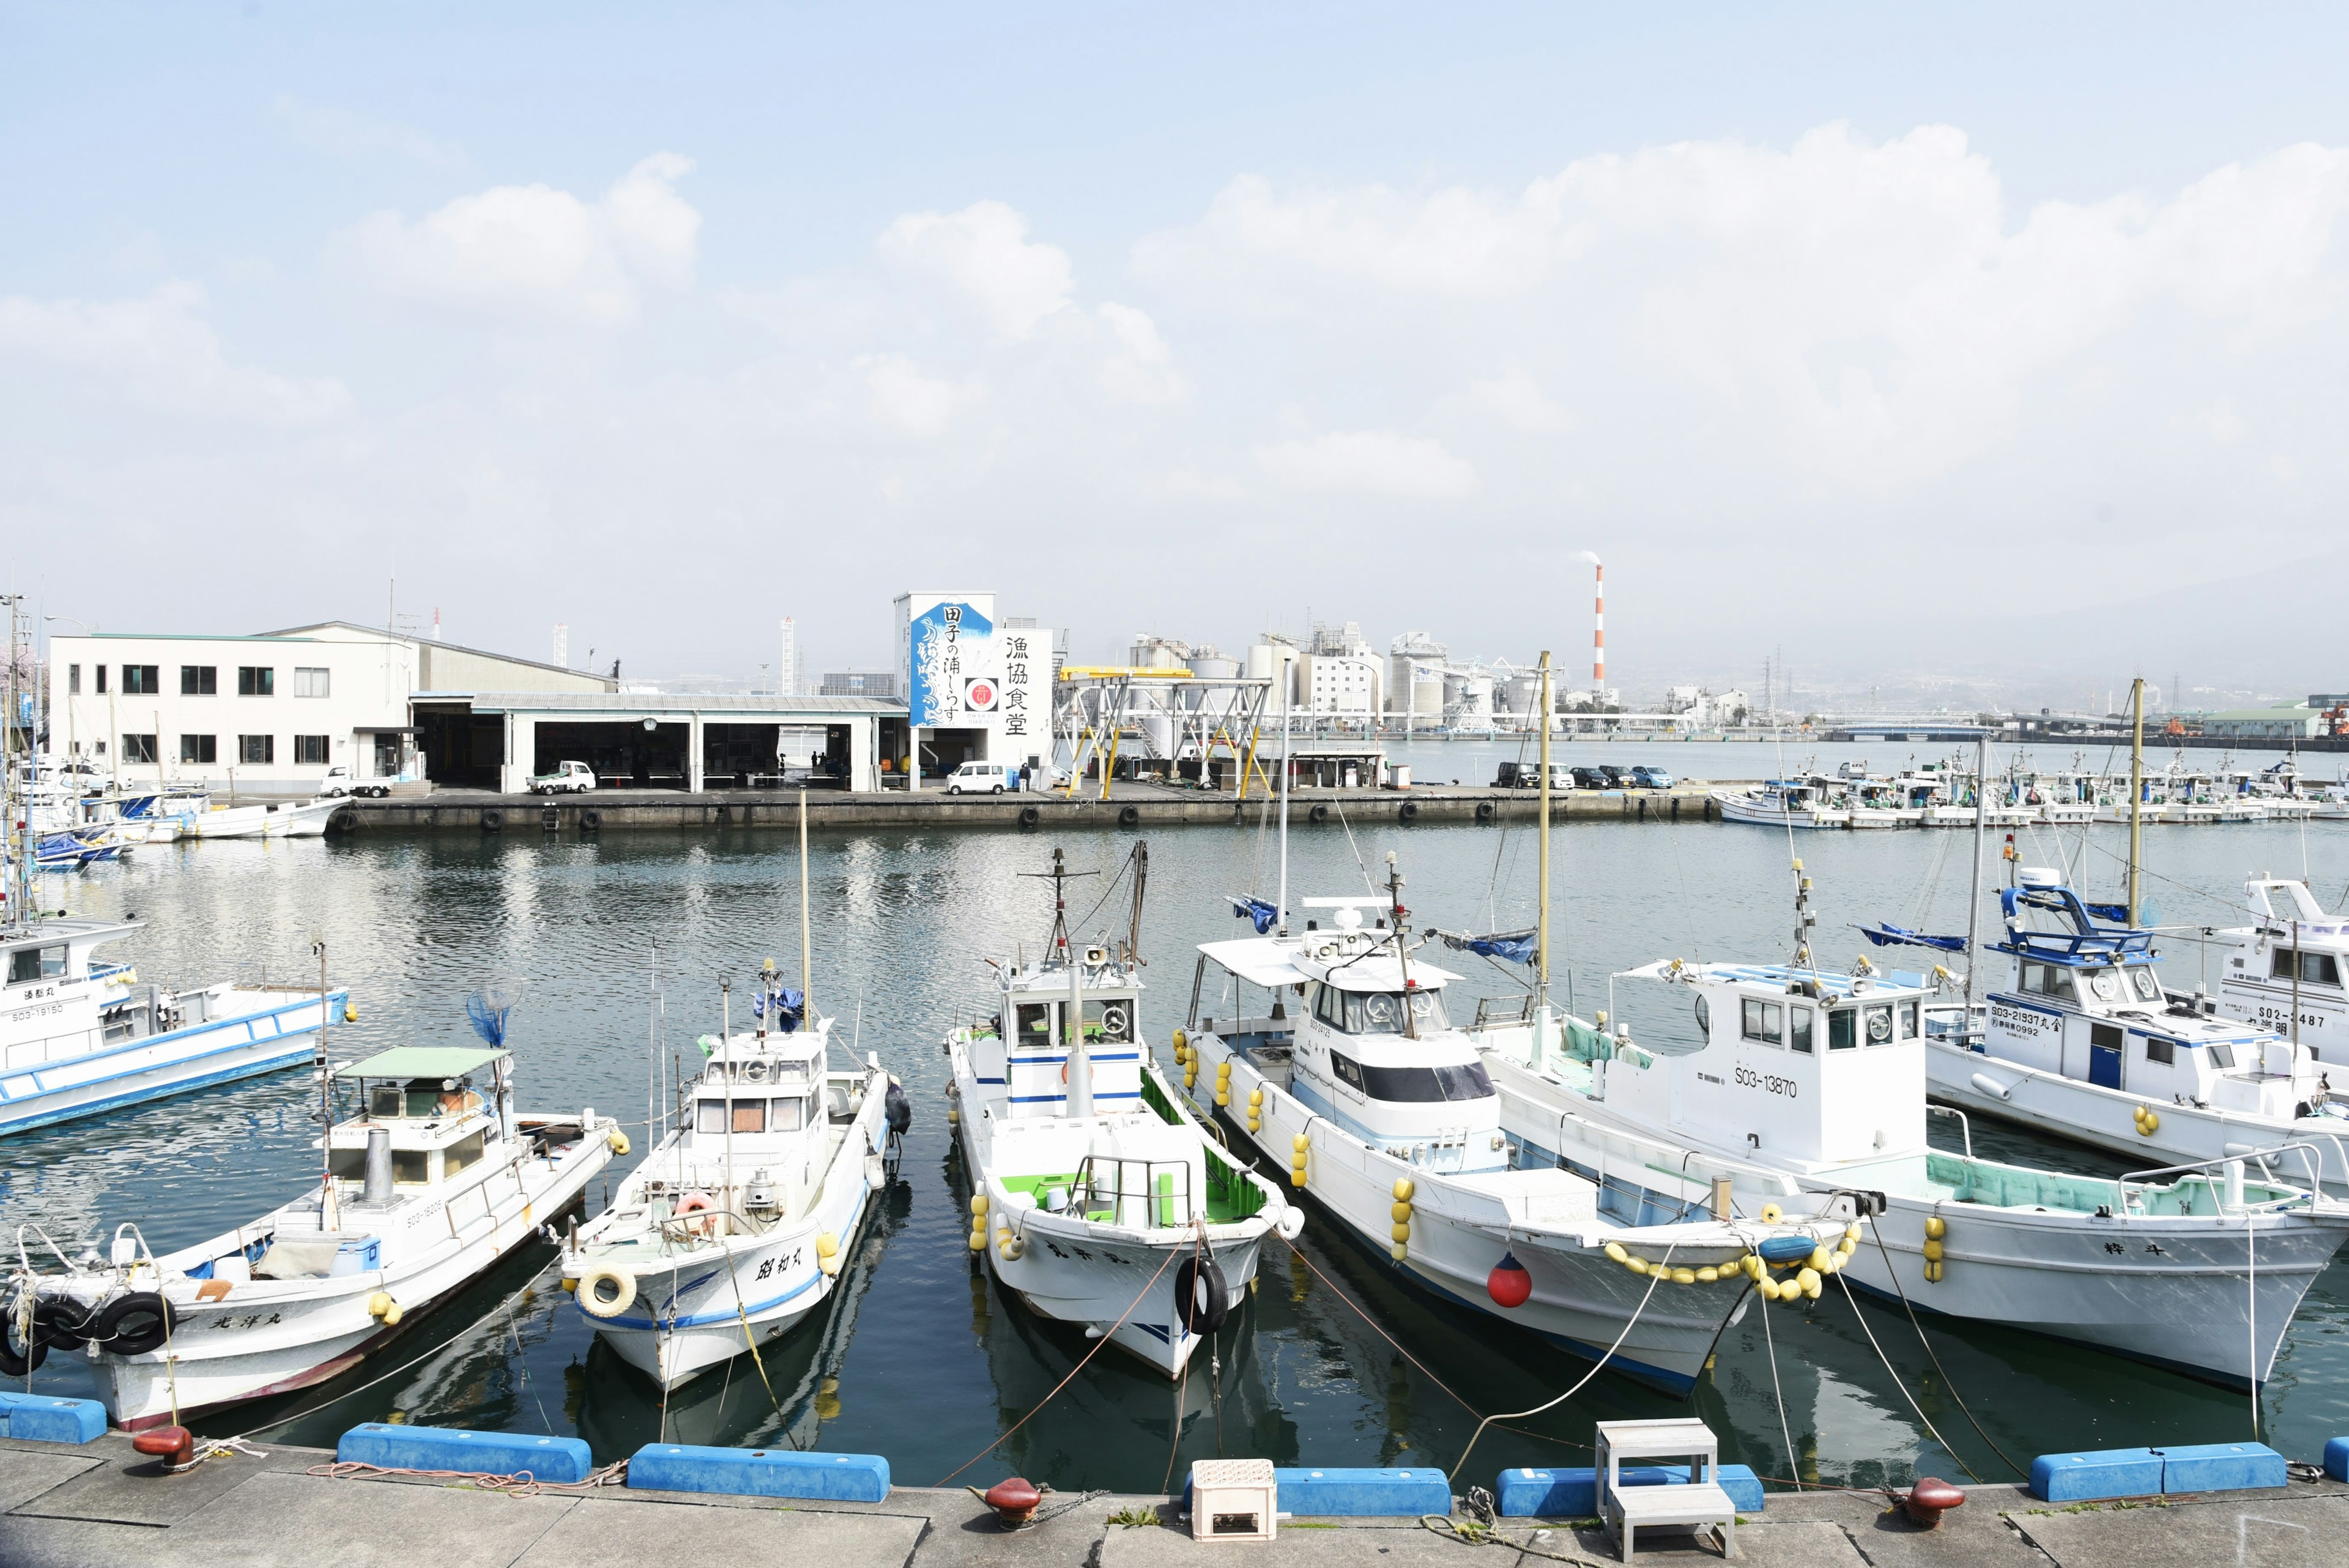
[0,989,346,1137]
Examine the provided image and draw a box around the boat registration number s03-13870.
[1735,1065,1798,1098]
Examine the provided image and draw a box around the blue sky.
[8,4,2348,696]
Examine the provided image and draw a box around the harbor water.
[5,796,2345,1492]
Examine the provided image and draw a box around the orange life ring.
[675,1191,719,1236]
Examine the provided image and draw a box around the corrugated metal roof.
[458,690,903,716]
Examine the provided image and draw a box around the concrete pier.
[4,1433,2342,1568]
[335,782,1732,834]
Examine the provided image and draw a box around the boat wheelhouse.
[2206,878,2349,1058]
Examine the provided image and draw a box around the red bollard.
[132,1426,196,1470]
[1904,1477,1967,1527]
[982,1476,1042,1529]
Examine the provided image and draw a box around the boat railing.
[2117,1142,2332,1214]
[1501,1085,1803,1204]
[1473,994,1538,1030]
[1074,1154,1195,1229]
[12,1222,82,1277]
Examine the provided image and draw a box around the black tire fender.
[1475,800,1495,822]
[481,808,503,831]
[1307,804,1328,825]
[1175,1254,1230,1336]
[0,1312,46,1377]
[579,809,602,831]
[1118,804,1140,827]
[88,1291,174,1357]
[1398,800,1419,824]
[1017,805,1041,828]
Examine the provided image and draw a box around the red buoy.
[1486,1251,1533,1309]
[1903,1477,1966,1528]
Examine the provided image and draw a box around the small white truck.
[319,765,392,799]
[528,760,598,794]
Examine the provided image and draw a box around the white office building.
[48,621,609,794]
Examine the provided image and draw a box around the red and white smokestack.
[1592,561,1605,688]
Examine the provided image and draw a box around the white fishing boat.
[12,1030,621,1429]
[1475,942,2349,1389]
[2204,878,2349,1059]
[1,917,348,1135]
[1924,873,2349,1194]
[562,981,900,1388]
[1711,778,1850,830]
[946,847,1293,1380]
[265,797,347,838]
[183,803,273,841]
[1182,890,1844,1394]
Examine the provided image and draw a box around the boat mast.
[798,789,813,1028]
[1537,650,1551,1002]
[1965,730,1987,1031]
[2128,677,2145,926]
[1386,852,1417,1041]
[314,938,338,1231]
[1277,661,1291,935]
[720,977,735,1234]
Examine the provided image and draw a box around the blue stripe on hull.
[0,1044,316,1134]
[0,990,343,1136]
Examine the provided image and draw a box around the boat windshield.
[1332,1052,1493,1102]
[1319,987,1449,1034]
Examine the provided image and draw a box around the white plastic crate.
[1191,1457,1278,1543]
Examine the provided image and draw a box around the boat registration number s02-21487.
[1735,1065,1798,1098]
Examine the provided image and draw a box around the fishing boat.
[1188,653,1844,1395]
[2202,878,2349,1060]
[1,916,349,1135]
[560,797,910,1389]
[10,990,621,1429]
[945,846,1294,1380]
[562,975,901,1388]
[264,797,347,838]
[1711,778,1850,830]
[1920,872,2349,1194]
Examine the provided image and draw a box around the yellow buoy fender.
[1924,1214,1946,1239]
[1921,1239,1945,1262]
[1605,1241,1628,1265]
[1390,1202,1413,1224]
[1172,1028,1187,1054]
[1760,1203,1783,1224]
[1392,1178,1415,1202]
[607,1129,631,1157]
[576,1266,634,1321]
[970,1194,989,1217]
[1671,1268,1696,1285]
[1391,1223,1412,1244]
[1844,1224,1863,1243]
[1809,1246,1833,1271]
[1696,1266,1720,1283]
[1758,1276,1781,1301]
[1797,1267,1822,1299]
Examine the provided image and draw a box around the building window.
[294,735,330,765]
[237,666,275,697]
[122,664,161,695]
[292,667,330,698]
[95,664,108,694]
[68,664,80,696]
[180,665,217,696]
[239,735,275,764]
[123,734,158,765]
[180,735,217,765]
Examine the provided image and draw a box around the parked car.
[945,760,1017,795]
[1495,762,1573,789]
[529,760,598,794]
[1569,767,1610,790]
[1628,765,1675,789]
[318,765,391,799]
[1592,765,1628,789]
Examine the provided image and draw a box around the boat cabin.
[1610,959,1934,1168]
[2202,879,2349,1066]
[328,1045,514,1197]
[965,945,1144,1120]
[3,918,139,1066]
[1195,901,1502,1174]
[1978,872,2320,1115]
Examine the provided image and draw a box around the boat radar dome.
[2016,868,2062,888]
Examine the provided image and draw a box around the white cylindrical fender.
[1275,1204,1306,1241]
[576,1263,637,1320]
[1970,1072,2013,1102]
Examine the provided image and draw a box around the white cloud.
[349,154,700,323]
[854,353,974,437]
[273,96,467,167]
[1094,302,1187,403]
[1258,430,1477,499]
[878,199,1072,340]
[0,282,349,423]
[1469,369,1570,432]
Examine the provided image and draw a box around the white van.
[945,761,1016,795]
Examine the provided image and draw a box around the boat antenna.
[1385,852,1417,1040]
[2128,677,2145,926]
[1020,847,1095,963]
[648,939,660,1143]
[1962,730,1987,1036]
[314,938,338,1232]
[1124,839,1149,967]
[720,976,735,1235]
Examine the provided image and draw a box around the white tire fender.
[576,1263,637,1320]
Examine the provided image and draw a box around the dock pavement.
[2,1433,2341,1568]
